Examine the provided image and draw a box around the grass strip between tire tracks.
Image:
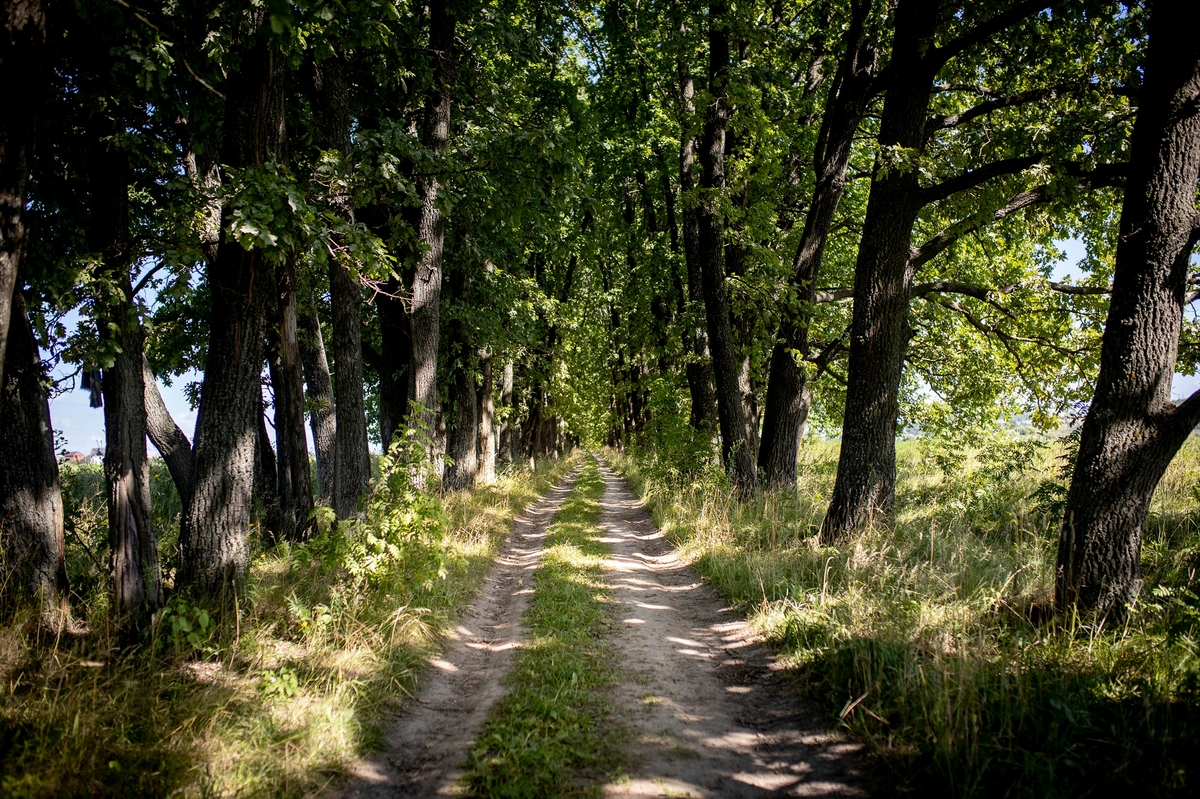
[462,456,624,797]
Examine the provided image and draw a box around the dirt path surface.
[596,462,866,798]
[332,466,582,798]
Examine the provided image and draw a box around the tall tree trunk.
[0,0,46,390]
[376,280,412,450]
[759,2,877,489]
[498,359,514,466]
[478,350,496,484]
[0,293,71,630]
[271,254,313,540]
[1056,2,1200,619]
[298,310,336,504]
[677,66,718,436]
[255,403,280,541]
[698,0,757,493]
[409,0,457,468]
[444,267,478,491]
[312,54,370,518]
[90,149,161,622]
[177,27,285,596]
[821,0,938,538]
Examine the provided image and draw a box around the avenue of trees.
[1,0,1197,630]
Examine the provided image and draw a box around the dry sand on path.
[596,461,865,798]
[332,465,583,798]
[331,458,865,798]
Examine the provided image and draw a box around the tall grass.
[608,435,1200,798]
[0,454,576,798]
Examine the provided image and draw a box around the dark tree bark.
[0,293,71,630]
[821,0,937,537]
[759,0,877,489]
[89,149,161,621]
[311,54,370,519]
[697,0,757,493]
[376,278,412,450]
[255,403,280,540]
[143,356,195,512]
[298,310,336,504]
[1056,2,1200,618]
[444,268,478,491]
[678,66,719,435]
[177,26,286,596]
[478,349,496,484]
[498,359,514,466]
[410,0,457,467]
[822,0,1048,538]
[0,0,46,390]
[270,254,313,540]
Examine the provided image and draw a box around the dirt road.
[335,460,864,797]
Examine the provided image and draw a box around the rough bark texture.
[177,27,285,596]
[497,360,514,466]
[697,1,757,493]
[444,268,478,491]
[143,356,195,512]
[298,310,336,504]
[312,54,371,519]
[759,2,876,489]
[90,150,161,621]
[376,279,412,450]
[1056,2,1200,618]
[271,255,314,540]
[822,0,937,538]
[0,294,70,629]
[678,62,719,436]
[477,350,496,484]
[0,0,45,390]
[409,0,457,472]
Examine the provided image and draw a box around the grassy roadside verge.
[606,439,1200,798]
[0,453,577,798]
[463,456,624,798]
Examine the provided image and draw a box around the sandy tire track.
[332,465,583,798]
[596,460,866,798]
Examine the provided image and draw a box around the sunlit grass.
[0,456,577,798]
[609,435,1200,798]
[463,457,625,797]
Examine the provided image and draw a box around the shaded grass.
[608,435,1200,798]
[463,457,624,798]
[0,455,576,798]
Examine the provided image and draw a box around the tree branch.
[925,0,1052,73]
[920,154,1042,206]
[142,355,195,509]
[927,86,1063,134]
[910,185,1049,269]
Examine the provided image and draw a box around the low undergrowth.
[607,434,1200,798]
[0,448,576,798]
[463,456,624,797]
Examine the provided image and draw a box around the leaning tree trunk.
[177,27,285,596]
[478,350,496,484]
[298,310,336,504]
[409,0,456,477]
[312,54,370,519]
[697,0,757,494]
[0,0,46,390]
[0,294,71,631]
[143,356,195,511]
[821,0,937,539]
[759,4,877,489]
[1056,2,1200,619]
[90,149,161,621]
